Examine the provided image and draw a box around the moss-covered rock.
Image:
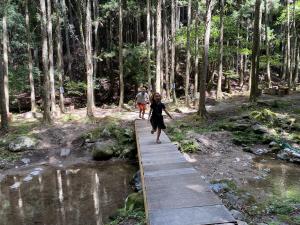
[92,142,115,160]
[8,136,38,152]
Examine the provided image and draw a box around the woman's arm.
[148,108,153,120]
[163,109,173,119]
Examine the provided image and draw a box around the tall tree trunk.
[147,0,152,93]
[47,0,56,114]
[185,0,192,107]
[0,55,8,130]
[194,5,200,101]
[163,0,170,100]
[198,0,214,117]
[55,0,65,113]
[86,0,94,116]
[40,0,53,124]
[216,0,224,101]
[264,0,271,88]
[171,0,177,104]
[118,0,124,107]
[2,10,9,114]
[287,0,292,89]
[294,41,299,84]
[155,0,162,92]
[26,0,36,113]
[61,0,72,76]
[250,0,261,102]
[93,0,100,84]
[293,36,299,85]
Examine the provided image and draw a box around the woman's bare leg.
[156,128,161,144]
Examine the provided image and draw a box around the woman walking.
[149,93,173,144]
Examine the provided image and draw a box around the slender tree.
[147,0,151,93]
[55,0,65,113]
[185,0,192,107]
[40,0,53,124]
[25,0,36,113]
[287,0,292,89]
[199,0,214,117]
[0,56,8,131]
[216,0,224,100]
[163,0,170,100]
[170,0,177,104]
[250,0,261,102]
[264,0,271,88]
[118,0,124,107]
[61,0,72,76]
[2,6,9,114]
[86,0,94,117]
[194,3,200,102]
[47,0,56,114]
[156,0,162,92]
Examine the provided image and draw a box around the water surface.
[0,162,135,225]
[243,157,300,202]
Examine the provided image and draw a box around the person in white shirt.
[135,87,149,119]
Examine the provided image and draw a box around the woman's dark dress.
[150,102,166,130]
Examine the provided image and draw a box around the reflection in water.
[0,162,135,225]
[243,157,300,201]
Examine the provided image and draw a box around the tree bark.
[163,0,170,100]
[55,0,65,113]
[171,0,177,104]
[185,0,192,107]
[0,55,8,131]
[147,0,152,93]
[287,0,292,89]
[250,0,261,102]
[47,0,56,114]
[2,10,9,114]
[264,0,271,88]
[194,7,200,102]
[61,0,72,76]
[93,0,100,85]
[86,0,94,117]
[216,0,224,101]
[198,0,214,117]
[155,0,162,92]
[118,0,124,107]
[40,0,53,124]
[26,0,36,113]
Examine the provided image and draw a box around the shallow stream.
[243,156,300,203]
[0,161,135,225]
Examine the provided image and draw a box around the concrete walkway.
[135,120,236,225]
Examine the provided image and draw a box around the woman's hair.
[150,92,161,104]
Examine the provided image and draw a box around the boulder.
[125,192,144,211]
[92,142,115,160]
[8,136,37,152]
[237,221,248,225]
[252,148,270,156]
[277,148,300,163]
[230,209,245,220]
[132,171,142,192]
[251,124,268,134]
[210,183,229,194]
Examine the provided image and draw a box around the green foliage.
[65,81,87,96]
[250,109,278,125]
[106,208,146,225]
[124,44,153,85]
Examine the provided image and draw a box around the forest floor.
[1,92,300,225]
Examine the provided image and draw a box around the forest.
[0,0,300,225]
[0,0,298,128]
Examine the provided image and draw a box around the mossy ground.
[82,117,137,159]
[0,119,39,162]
